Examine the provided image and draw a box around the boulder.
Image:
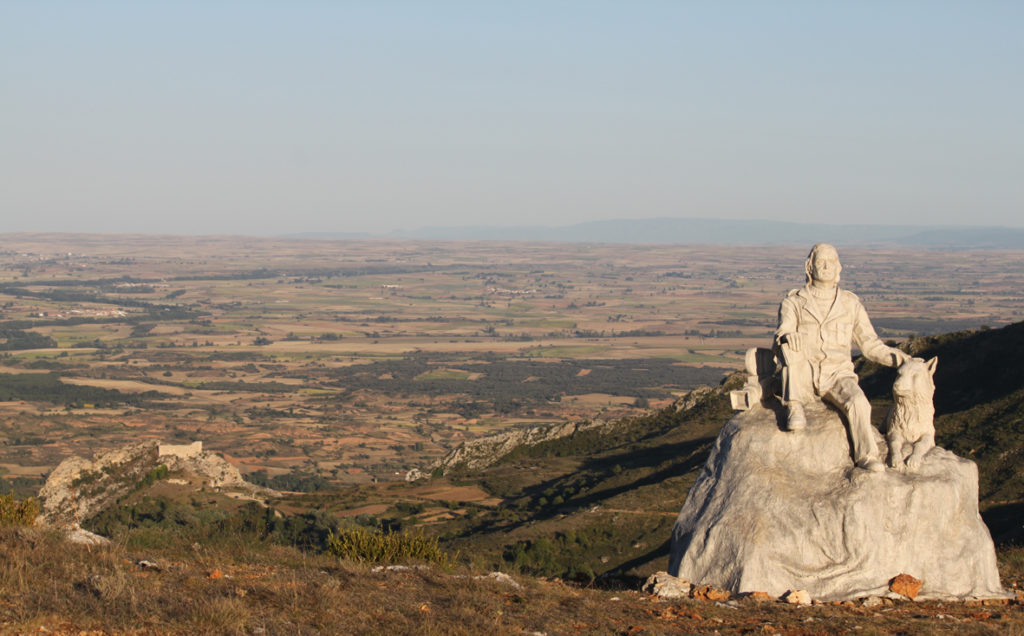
[691,584,730,601]
[890,573,923,600]
[668,401,1006,601]
[643,569,692,594]
[782,589,811,605]
[745,591,774,602]
[642,571,692,599]
[66,526,111,546]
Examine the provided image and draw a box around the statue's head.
[805,243,841,285]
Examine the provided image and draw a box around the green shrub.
[136,464,169,490]
[325,526,456,568]
[0,493,39,527]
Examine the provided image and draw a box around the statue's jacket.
[775,285,897,399]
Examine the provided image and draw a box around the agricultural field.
[1,233,1022,494]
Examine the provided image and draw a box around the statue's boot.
[786,402,807,431]
[856,457,885,472]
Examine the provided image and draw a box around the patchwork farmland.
[1,234,1021,495]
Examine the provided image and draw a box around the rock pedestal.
[668,401,1005,601]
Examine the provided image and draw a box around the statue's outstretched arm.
[853,302,907,366]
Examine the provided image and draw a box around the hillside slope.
[440,386,736,581]
[444,321,1024,581]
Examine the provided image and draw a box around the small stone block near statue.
[668,244,1007,602]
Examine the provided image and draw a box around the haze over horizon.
[3,2,1022,237]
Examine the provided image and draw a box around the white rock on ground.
[476,571,523,590]
[668,401,1006,601]
[782,589,811,605]
[642,571,693,599]
[66,526,111,546]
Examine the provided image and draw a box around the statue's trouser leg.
[823,377,878,465]
[778,344,811,403]
[778,345,812,429]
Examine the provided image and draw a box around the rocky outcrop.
[434,387,719,475]
[39,441,159,527]
[405,468,426,482]
[160,445,254,490]
[674,386,717,413]
[38,441,275,527]
[668,401,1007,601]
[433,418,613,475]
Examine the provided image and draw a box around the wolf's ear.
[926,357,938,375]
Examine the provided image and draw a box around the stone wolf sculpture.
[885,357,938,471]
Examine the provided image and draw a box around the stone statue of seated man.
[774,243,908,472]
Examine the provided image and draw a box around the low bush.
[326,526,456,568]
[0,493,39,527]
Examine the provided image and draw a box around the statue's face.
[810,248,841,284]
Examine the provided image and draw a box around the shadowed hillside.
[444,320,1024,582]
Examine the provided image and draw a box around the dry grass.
[1,527,1023,635]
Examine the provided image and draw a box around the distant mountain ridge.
[286,218,1024,249]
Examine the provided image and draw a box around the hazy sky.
[2,1,1022,236]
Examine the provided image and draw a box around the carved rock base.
[667,402,1006,601]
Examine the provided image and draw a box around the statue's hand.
[783,333,802,352]
[892,350,910,367]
